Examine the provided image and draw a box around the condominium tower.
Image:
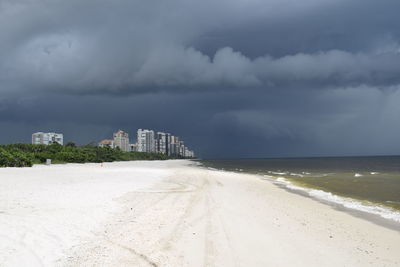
[137,129,156,153]
[156,132,170,155]
[113,130,130,152]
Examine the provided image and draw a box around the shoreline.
[199,164,400,230]
[1,160,400,266]
[262,173,400,231]
[274,180,400,232]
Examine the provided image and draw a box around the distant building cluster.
[99,129,195,158]
[31,129,195,158]
[32,132,64,145]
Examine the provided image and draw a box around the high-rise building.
[137,129,155,153]
[179,141,185,157]
[113,130,130,152]
[187,150,195,158]
[169,135,180,156]
[132,129,195,157]
[32,132,63,145]
[156,132,170,155]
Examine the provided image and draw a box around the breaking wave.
[273,177,400,223]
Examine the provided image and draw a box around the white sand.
[1,160,399,266]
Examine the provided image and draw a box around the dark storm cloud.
[1,0,400,157]
[1,0,400,95]
[194,0,400,58]
[2,86,400,157]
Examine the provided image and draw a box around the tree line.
[0,143,175,167]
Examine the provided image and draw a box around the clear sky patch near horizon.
[1,0,400,158]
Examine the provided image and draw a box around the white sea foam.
[371,172,379,175]
[354,173,363,177]
[289,173,304,177]
[263,175,274,179]
[271,171,287,175]
[386,200,400,204]
[274,177,400,223]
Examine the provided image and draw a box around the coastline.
[1,160,400,266]
[200,165,400,232]
[199,158,400,226]
[272,178,400,232]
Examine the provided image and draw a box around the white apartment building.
[187,150,195,158]
[179,141,185,157]
[137,129,156,153]
[183,148,194,158]
[32,132,63,145]
[113,130,130,152]
[169,135,179,156]
[156,132,170,155]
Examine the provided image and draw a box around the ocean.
[199,156,400,223]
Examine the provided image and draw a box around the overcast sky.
[1,0,400,158]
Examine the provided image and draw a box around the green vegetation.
[0,143,172,167]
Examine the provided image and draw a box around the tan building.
[98,139,114,148]
[130,143,138,152]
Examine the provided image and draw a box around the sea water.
[200,156,400,223]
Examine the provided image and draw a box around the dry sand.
[0,160,399,266]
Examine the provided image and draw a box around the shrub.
[0,143,174,168]
[0,149,33,167]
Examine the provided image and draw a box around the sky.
[1,0,400,158]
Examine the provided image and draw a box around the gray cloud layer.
[2,0,400,94]
[1,0,400,157]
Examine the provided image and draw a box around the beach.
[0,160,399,266]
